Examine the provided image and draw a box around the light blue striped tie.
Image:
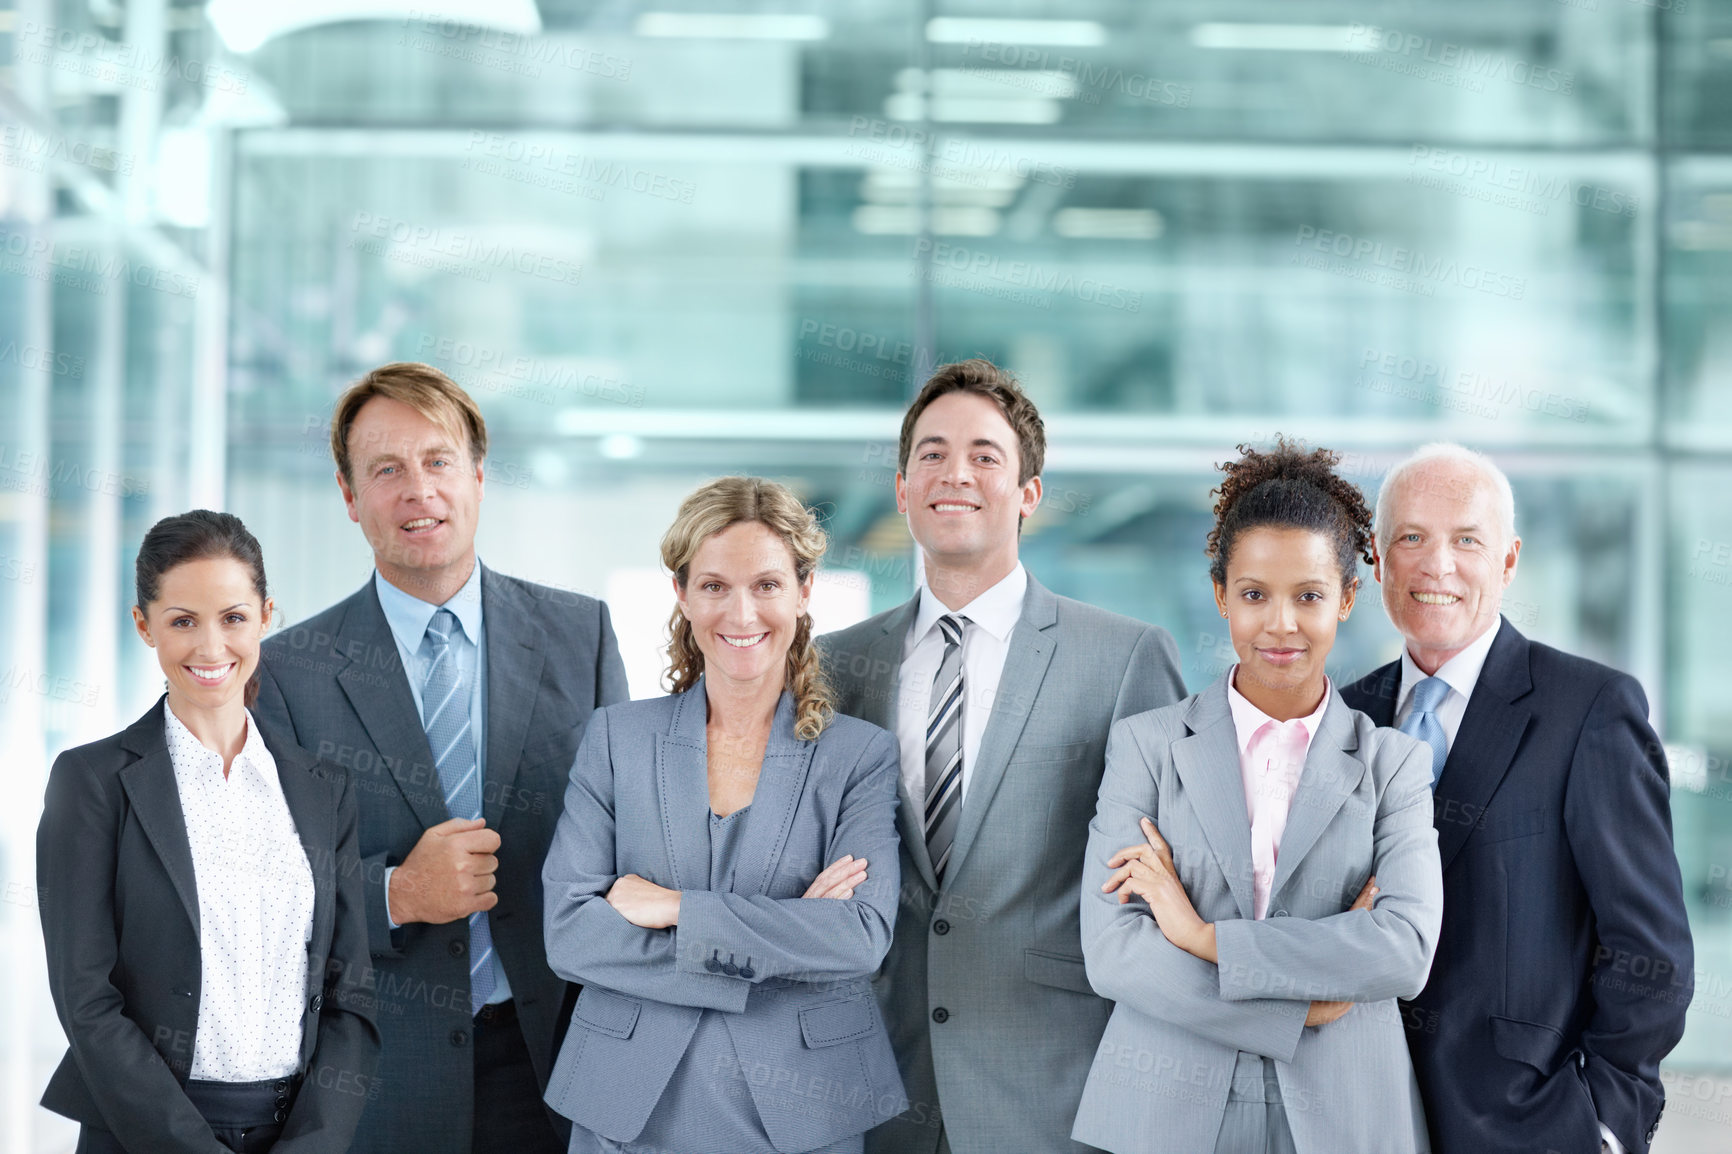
[423,608,495,1015]
[1400,675,1452,786]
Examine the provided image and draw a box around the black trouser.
[78,1075,297,1154]
[473,998,565,1154]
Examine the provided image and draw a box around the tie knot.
[1410,675,1450,713]
[426,608,459,647]
[936,614,966,648]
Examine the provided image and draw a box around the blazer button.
[721,961,739,976]
[932,919,950,935]
[1271,909,1289,918]
[450,1030,469,1047]
[273,1109,286,1123]
[448,939,467,957]
[738,962,756,979]
[704,956,722,973]
[931,1007,949,1024]
[274,1079,289,1094]
[309,994,323,1013]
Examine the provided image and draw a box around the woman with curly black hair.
[1070,438,1444,1154]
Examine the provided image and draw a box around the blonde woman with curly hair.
[542,476,907,1154]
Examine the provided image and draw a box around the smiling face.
[1214,526,1353,714]
[132,556,272,715]
[896,391,1041,596]
[675,520,813,697]
[1374,459,1520,674]
[337,395,484,601]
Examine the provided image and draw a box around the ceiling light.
[926,18,1106,47]
[1052,207,1164,240]
[1191,23,1373,52]
[634,13,829,40]
[207,0,541,53]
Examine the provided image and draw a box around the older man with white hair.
[1341,442,1692,1154]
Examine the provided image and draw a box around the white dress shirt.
[896,564,1028,813]
[374,563,512,1005]
[164,703,315,1081]
[1226,670,1330,920]
[1393,616,1502,751]
[1391,617,1624,1154]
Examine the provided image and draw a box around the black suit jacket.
[37,698,379,1154]
[254,566,628,1154]
[1342,619,1692,1154]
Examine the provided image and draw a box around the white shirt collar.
[913,562,1027,644]
[1224,667,1330,762]
[375,560,484,652]
[1398,615,1502,712]
[163,700,270,776]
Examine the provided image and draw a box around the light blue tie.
[423,608,496,1015]
[1400,675,1452,786]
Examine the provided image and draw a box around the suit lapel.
[268,728,336,954]
[1434,619,1532,872]
[116,702,200,936]
[1170,683,1255,921]
[656,686,711,892]
[332,582,450,831]
[1352,659,1401,728]
[854,597,938,893]
[1269,691,1366,906]
[943,577,1058,884]
[733,692,815,897]
[481,567,545,830]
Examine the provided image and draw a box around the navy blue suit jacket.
[1341,619,1692,1154]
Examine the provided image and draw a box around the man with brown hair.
[820,359,1186,1154]
[255,362,629,1154]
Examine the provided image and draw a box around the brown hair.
[897,359,1045,485]
[660,477,835,741]
[330,362,488,486]
[1206,436,1375,589]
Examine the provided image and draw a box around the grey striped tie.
[423,608,496,1015]
[924,614,966,884]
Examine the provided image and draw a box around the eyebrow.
[1231,575,1333,587]
[915,434,1008,456]
[692,568,789,583]
[163,603,249,615]
[361,445,461,471]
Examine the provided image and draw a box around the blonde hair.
[330,362,488,485]
[661,477,834,741]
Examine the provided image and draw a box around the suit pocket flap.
[799,997,877,1048]
[1489,1015,1567,1074]
[573,986,641,1039]
[1024,948,1093,995]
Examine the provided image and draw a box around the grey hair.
[1374,442,1517,552]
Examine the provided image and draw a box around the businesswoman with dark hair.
[543,476,906,1154]
[1073,440,1444,1154]
[37,510,378,1153]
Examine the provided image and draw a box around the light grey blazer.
[820,574,1185,1154]
[541,679,908,1153]
[1073,676,1443,1154]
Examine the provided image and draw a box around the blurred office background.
[2,0,1730,1149]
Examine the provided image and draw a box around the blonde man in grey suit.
[1074,439,1442,1154]
[820,360,1185,1154]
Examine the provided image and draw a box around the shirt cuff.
[1600,1122,1625,1154]
[383,865,401,930]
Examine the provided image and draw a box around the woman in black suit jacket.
[37,511,379,1154]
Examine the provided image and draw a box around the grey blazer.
[820,574,1185,1154]
[542,680,907,1153]
[1072,676,1443,1154]
[254,566,628,1154]
[37,699,379,1153]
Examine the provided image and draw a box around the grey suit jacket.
[254,565,628,1154]
[541,681,907,1153]
[1073,676,1443,1154]
[820,574,1185,1154]
[37,698,379,1154]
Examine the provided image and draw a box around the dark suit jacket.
[37,697,379,1154]
[1342,618,1693,1154]
[254,565,628,1154]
